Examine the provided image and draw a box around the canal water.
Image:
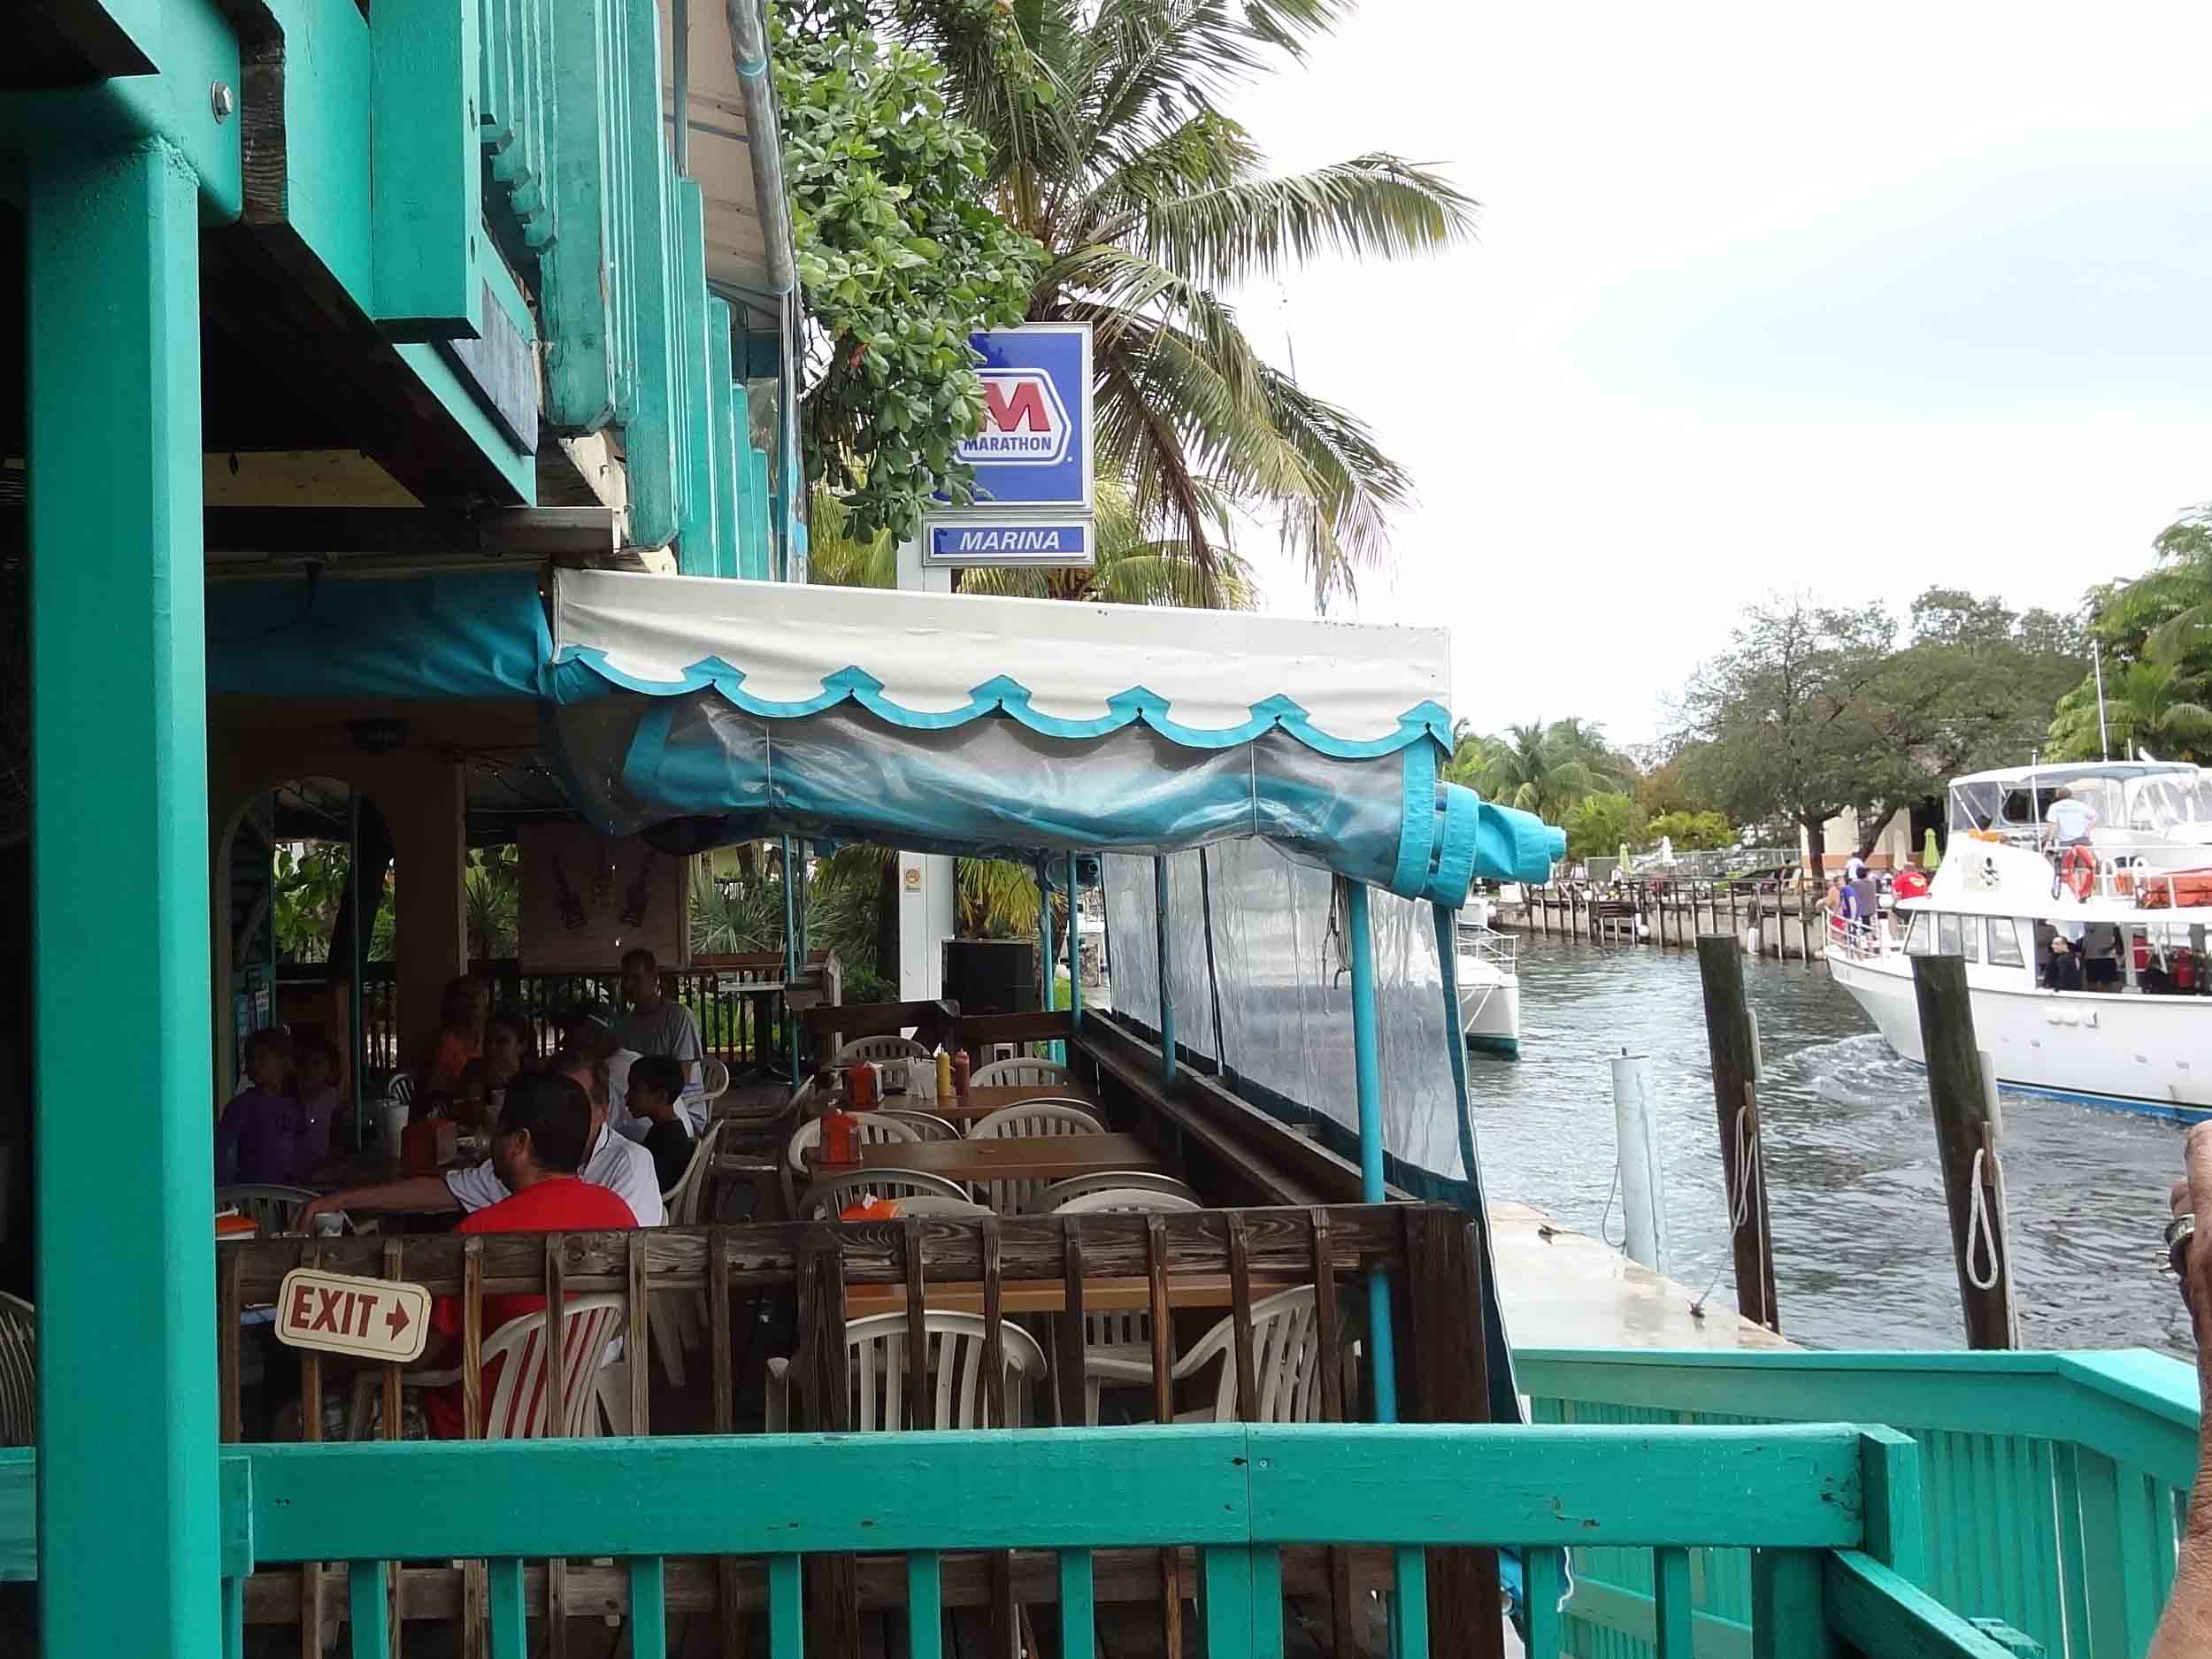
[1471,933,2193,1356]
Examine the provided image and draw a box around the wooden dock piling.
[1909,954,2018,1349]
[1694,936,1782,1333]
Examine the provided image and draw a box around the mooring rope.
[1690,1101,1760,1319]
[1964,1144,2003,1292]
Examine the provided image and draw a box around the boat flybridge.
[1828,833,2212,1118]
[1947,759,2212,864]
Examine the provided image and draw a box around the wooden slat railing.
[0,1421,2023,1659]
[217,1205,1497,1655]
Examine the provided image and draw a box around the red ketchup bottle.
[951,1048,972,1103]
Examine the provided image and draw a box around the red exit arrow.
[386,1302,411,1339]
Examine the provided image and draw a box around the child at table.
[217,1027,303,1186]
[626,1055,695,1196]
[294,1035,342,1171]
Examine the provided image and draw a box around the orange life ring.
[2060,843,2097,901]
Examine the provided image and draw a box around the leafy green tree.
[1676,597,1899,871]
[1646,810,1733,851]
[887,0,1476,604]
[1562,793,1646,862]
[775,6,1047,543]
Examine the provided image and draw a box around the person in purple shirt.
[218,1028,303,1186]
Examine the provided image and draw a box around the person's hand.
[297,1193,344,1232]
[2170,1125,2212,1359]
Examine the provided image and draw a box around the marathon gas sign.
[926,323,1095,571]
[952,324,1093,510]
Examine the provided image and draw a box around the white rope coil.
[1964,1144,2003,1292]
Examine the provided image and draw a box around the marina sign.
[921,515,1094,570]
[273,1267,432,1363]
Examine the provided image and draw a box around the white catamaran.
[1828,807,2212,1118]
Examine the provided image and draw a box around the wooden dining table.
[891,1083,1101,1126]
[807,1131,1163,1187]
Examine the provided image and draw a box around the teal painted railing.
[0,1423,2021,1658]
[472,0,772,574]
[1518,1348,2198,1659]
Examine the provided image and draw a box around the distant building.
[1801,807,1917,872]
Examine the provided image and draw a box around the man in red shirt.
[419,1071,637,1437]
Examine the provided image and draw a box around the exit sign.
[274,1267,432,1363]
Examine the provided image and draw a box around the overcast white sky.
[1225,3,2212,747]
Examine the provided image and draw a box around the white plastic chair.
[877,1108,962,1142]
[661,1118,728,1216]
[833,1035,929,1064]
[968,1102,1106,1213]
[1052,1187,1202,1216]
[799,1168,972,1222]
[217,1184,319,1234]
[968,1102,1105,1140]
[766,1311,1050,1432]
[972,1058,1071,1088]
[1087,1286,1325,1425]
[780,1113,921,1216]
[0,1293,35,1446]
[698,1056,731,1106]
[1030,1171,1201,1212]
[349,1294,626,1440]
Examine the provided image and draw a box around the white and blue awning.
[208,566,1563,898]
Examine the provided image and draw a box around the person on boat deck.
[296,1038,667,1229]
[217,1027,303,1186]
[626,1054,697,1194]
[293,1034,342,1170]
[2034,919,2084,991]
[1837,878,1863,927]
[1848,869,1878,927]
[416,976,488,1096]
[2080,922,2123,990]
[615,948,705,1126]
[2043,786,2098,850]
[414,1071,640,1439]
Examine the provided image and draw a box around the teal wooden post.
[1345,882,1399,1422]
[1155,856,1176,1085]
[708,301,741,577]
[27,139,221,1659]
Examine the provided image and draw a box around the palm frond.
[1143,155,1477,288]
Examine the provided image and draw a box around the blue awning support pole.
[781,835,800,1082]
[1154,856,1176,1087]
[1347,881,1398,1423]
[1037,863,1063,1066]
[1065,853,1083,1041]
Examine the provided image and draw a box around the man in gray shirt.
[615,947,705,1128]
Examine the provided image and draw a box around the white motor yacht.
[1827,833,2212,1119]
[1456,909,1522,1056]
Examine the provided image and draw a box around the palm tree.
[892,0,1476,606]
[1456,720,1617,819]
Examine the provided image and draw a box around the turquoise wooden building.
[0,2,2200,1657]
